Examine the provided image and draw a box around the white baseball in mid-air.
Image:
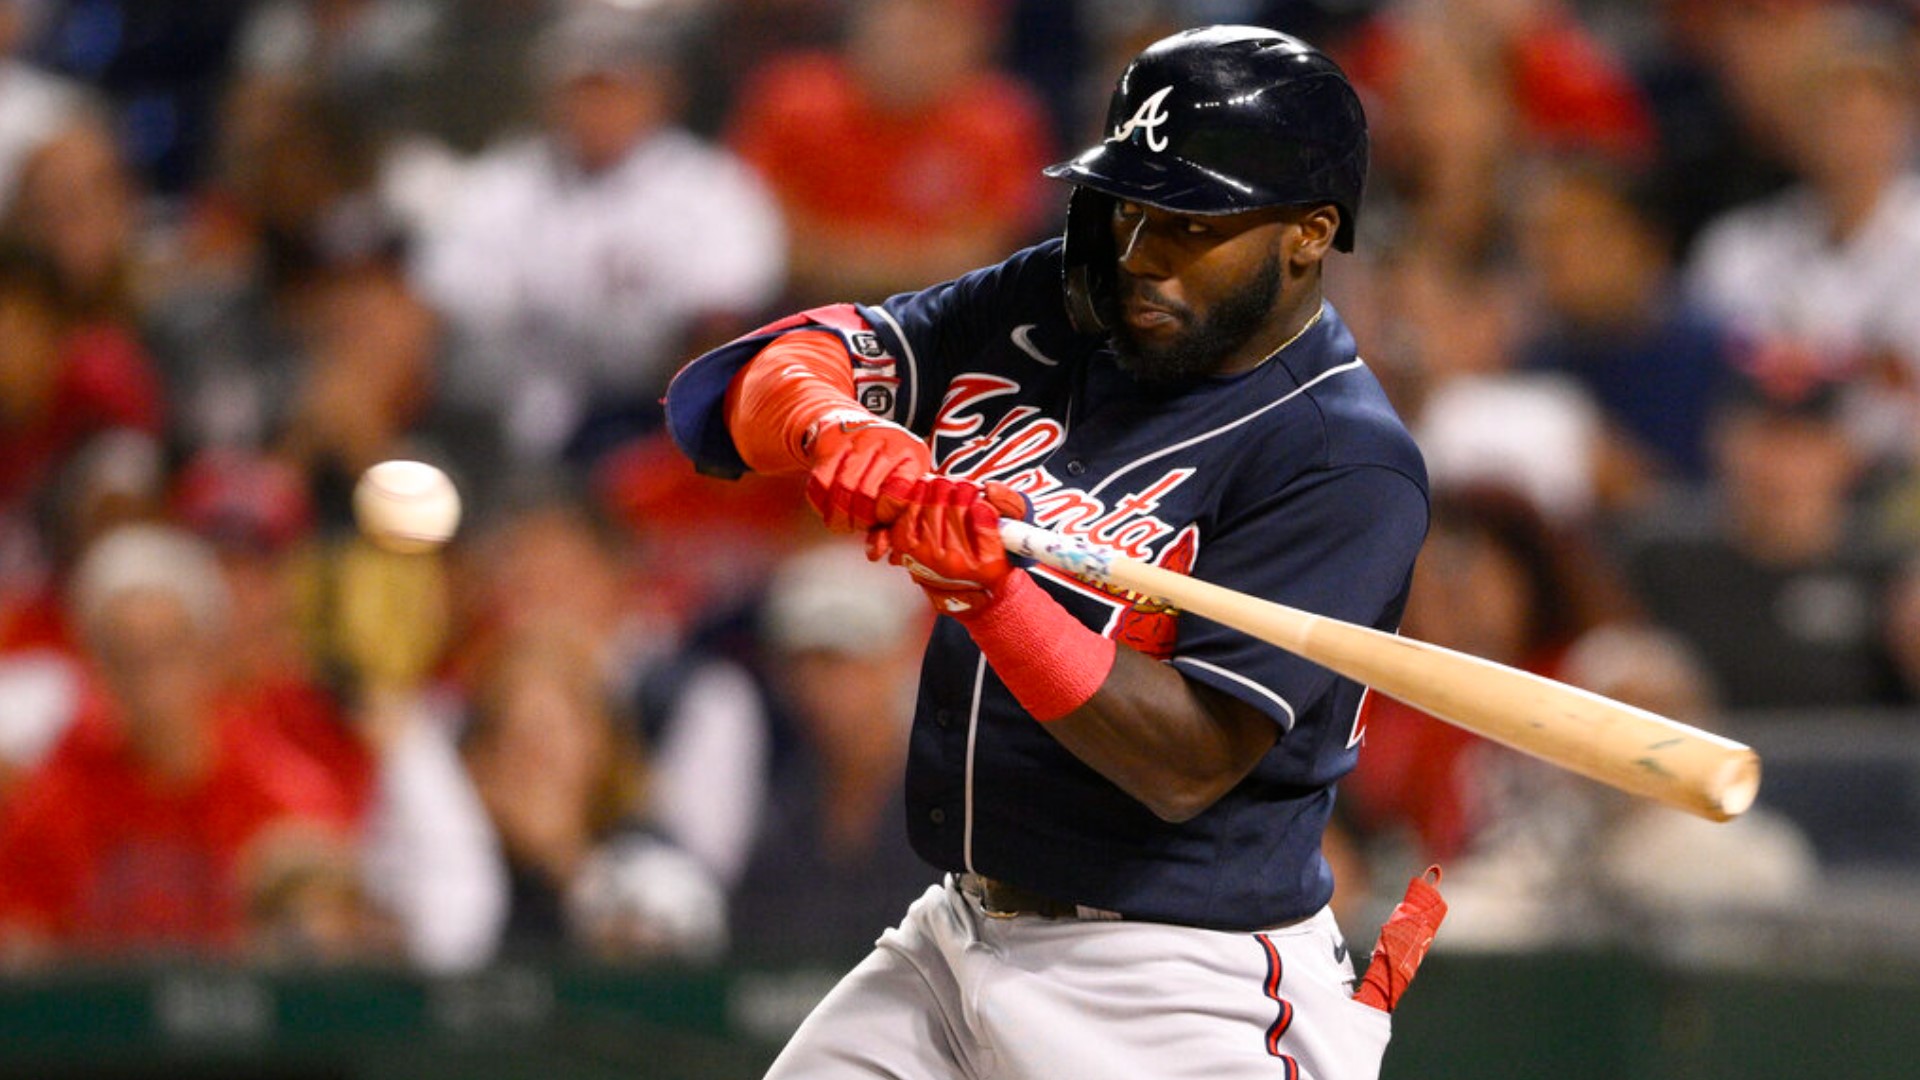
[353,460,461,554]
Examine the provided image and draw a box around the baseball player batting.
[667,25,1440,1079]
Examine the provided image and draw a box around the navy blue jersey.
[666,240,1428,929]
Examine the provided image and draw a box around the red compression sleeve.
[723,331,862,475]
[955,569,1117,722]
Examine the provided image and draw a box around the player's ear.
[1287,205,1340,267]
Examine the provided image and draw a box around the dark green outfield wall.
[0,950,1911,1080]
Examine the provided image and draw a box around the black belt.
[957,873,1120,920]
[956,873,1320,930]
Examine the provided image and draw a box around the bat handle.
[998,519,1116,586]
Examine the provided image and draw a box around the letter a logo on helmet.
[1108,86,1174,152]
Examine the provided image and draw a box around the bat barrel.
[1293,617,1763,823]
[998,519,1762,823]
[1706,750,1763,821]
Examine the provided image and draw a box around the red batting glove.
[802,409,933,533]
[978,480,1032,523]
[867,477,1010,615]
[870,477,1113,722]
[1354,866,1447,1013]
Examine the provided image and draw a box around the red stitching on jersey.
[1257,933,1301,1078]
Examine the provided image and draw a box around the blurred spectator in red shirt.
[171,447,376,808]
[0,525,363,963]
[1348,0,1654,159]
[727,0,1054,306]
[170,448,320,684]
[0,430,166,803]
[0,244,161,522]
[0,118,167,636]
[0,240,165,730]
[594,429,815,630]
[175,447,506,972]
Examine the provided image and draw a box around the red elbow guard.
[954,569,1117,722]
[723,331,862,475]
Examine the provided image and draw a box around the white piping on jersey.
[1171,657,1299,730]
[868,305,920,427]
[964,654,987,873]
[1085,356,1368,500]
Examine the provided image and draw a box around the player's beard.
[1109,253,1286,385]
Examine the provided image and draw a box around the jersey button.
[929,808,947,826]
[1065,459,1087,477]
[934,708,953,728]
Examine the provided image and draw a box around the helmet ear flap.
[1061,187,1117,335]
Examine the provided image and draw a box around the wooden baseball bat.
[998,520,1761,822]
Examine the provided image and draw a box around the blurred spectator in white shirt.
[1684,4,1920,468]
[408,0,785,471]
[0,0,88,208]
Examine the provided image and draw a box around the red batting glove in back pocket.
[1354,865,1447,1013]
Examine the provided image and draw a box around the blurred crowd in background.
[0,0,1917,976]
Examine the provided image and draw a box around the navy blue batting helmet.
[1046,26,1369,330]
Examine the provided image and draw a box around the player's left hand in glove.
[802,408,932,533]
[867,478,1028,616]
[722,329,931,533]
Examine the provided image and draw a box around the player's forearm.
[1044,648,1278,823]
[955,569,1275,822]
[722,330,863,474]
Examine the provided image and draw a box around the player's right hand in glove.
[867,477,1028,616]
[870,477,1110,722]
[802,408,933,533]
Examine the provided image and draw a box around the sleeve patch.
[847,330,891,362]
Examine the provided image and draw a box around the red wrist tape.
[954,569,1116,722]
